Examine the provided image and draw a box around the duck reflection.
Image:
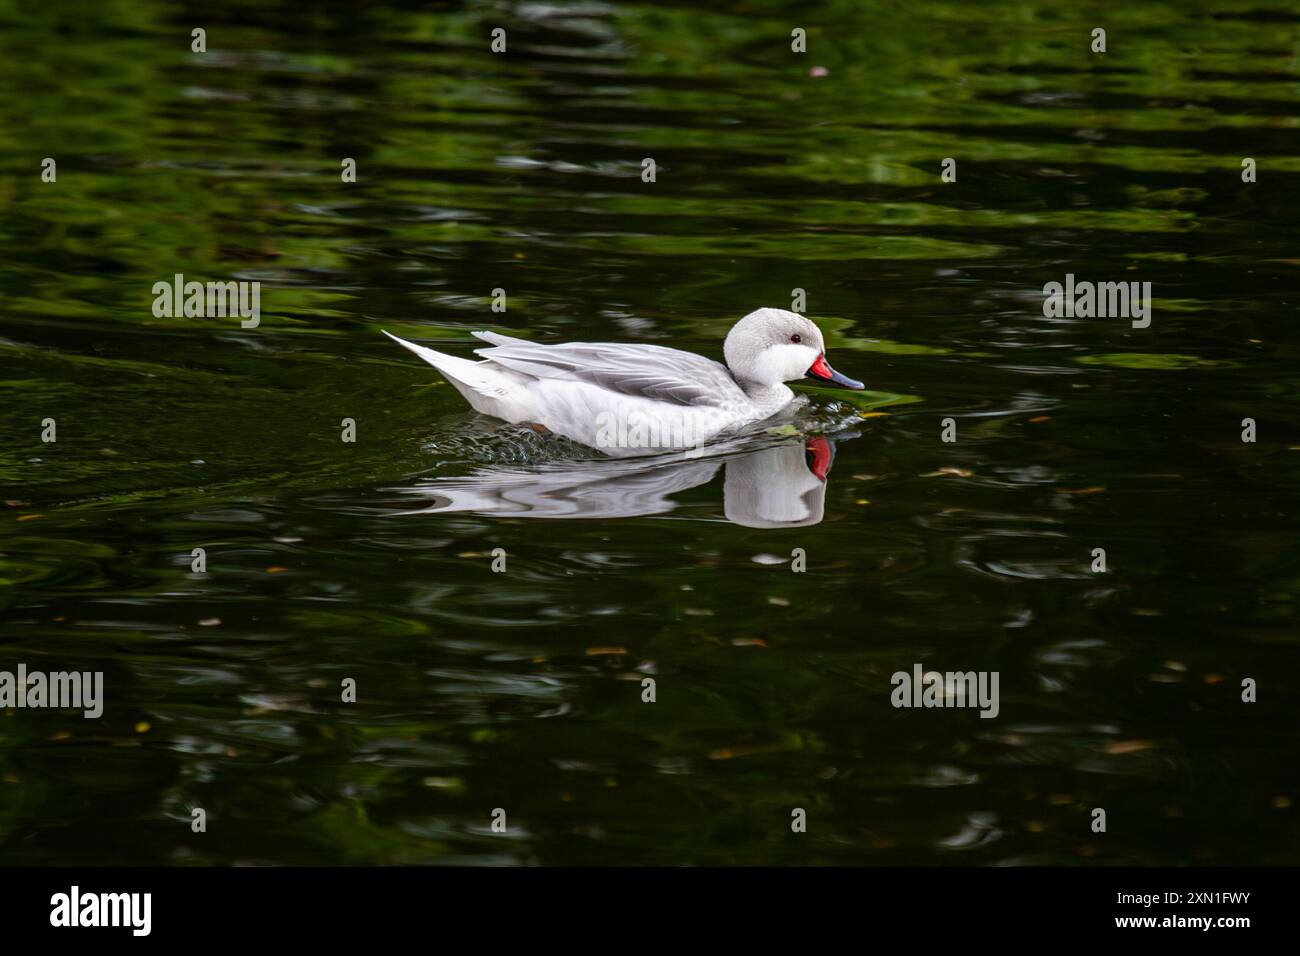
[395,434,854,528]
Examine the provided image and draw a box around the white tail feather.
[382,330,533,420]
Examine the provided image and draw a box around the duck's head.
[723,308,864,391]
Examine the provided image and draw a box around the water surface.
[2,0,1299,865]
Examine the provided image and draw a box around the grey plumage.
[471,331,745,408]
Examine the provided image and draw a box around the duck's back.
[472,332,756,455]
[472,332,746,407]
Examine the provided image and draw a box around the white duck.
[384,307,863,456]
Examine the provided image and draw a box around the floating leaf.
[1076,353,1223,371]
[1105,740,1155,754]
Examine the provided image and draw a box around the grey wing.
[470,332,744,407]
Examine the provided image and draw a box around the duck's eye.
[790,334,802,344]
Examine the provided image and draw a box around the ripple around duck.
[400,395,870,472]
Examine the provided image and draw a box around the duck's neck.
[738,379,795,415]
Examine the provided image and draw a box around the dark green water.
[2,0,1299,865]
